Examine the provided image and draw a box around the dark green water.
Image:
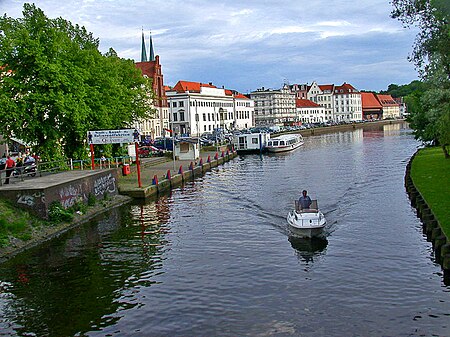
[1,123,449,336]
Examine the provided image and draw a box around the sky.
[1,0,420,93]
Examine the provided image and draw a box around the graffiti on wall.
[93,173,116,196]
[16,191,45,207]
[59,184,85,208]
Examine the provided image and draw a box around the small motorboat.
[287,200,326,238]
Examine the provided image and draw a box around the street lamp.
[195,100,200,157]
[169,100,175,170]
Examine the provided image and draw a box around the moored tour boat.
[266,134,303,153]
[232,132,270,154]
[287,200,326,238]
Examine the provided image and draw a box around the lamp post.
[169,101,175,170]
[195,100,200,158]
[214,106,218,153]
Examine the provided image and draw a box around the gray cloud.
[1,0,419,92]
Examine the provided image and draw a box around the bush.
[48,202,74,223]
[87,194,96,206]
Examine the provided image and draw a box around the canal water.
[0,123,449,336]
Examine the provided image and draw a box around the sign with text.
[87,129,140,144]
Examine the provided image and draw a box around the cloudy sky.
[1,0,420,93]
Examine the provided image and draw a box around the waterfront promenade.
[118,150,237,198]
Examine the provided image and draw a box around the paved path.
[0,150,231,192]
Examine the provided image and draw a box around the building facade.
[361,92,383,120]
[306,82,335,121]
[166,81,253,136]
[376,94,401,119]
[295,99,326,123]
[250,84,296,126]
[333,83,363,122]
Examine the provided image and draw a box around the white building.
[333,83,363,122]
[295,99,326,124]
[166,81,254,136]
[250,84,296,126]
[306,82,335,122]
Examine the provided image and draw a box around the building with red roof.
[166,80,254,136]
[290,81,364,123]
[361,92,383,120]
[333,82,362,122]
[295,99,326,123]
[305,81,335,122]
[376,94,401,119]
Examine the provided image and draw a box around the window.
[179,101,184,107]
[173,102,177,108]
[173,113,178,122]
[203,113,206,121]
[179,111,185,121]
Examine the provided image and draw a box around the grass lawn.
[411,147,450,238]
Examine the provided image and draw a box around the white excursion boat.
[232,132,270,154]
[287,200,326,238]
[266,134,304,153]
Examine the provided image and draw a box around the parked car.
[138,146,163,157]
[153,138,173,151]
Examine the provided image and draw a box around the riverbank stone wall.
[405,151,450,285]
[1,169,118,219]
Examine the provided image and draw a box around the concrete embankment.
[404,152,450,283]
[118,150,237,198]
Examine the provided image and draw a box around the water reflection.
[0,204,172,337]
[288,236,328,264]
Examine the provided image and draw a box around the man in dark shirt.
[298,190,312,209]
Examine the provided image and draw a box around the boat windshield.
[280,141,285,146]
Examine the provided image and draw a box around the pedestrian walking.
[4,156,16,184]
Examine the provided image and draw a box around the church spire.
[141,29,147,62]
[149,31,155,61]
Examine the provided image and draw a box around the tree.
[391,0,450,157]
[0,4,154,160]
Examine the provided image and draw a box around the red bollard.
[207,155,211,163]
[189,162,194,170]
[214,152,219,160]
[221,151,225,157]
[199,158,203,166]
[166,170,171,180]
[152,175,158,185]
[178,165,183,174]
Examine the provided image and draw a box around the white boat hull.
[287,210,326,238]
[266,141,303,153]
[266,134,304,153]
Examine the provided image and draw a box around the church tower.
[135,32,169,139]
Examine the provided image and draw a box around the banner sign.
[87,129,140,144]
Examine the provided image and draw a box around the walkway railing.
[0,156,133,186]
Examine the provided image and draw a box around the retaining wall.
[405,152,450,284]
[0,169,118,219]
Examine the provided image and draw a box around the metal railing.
[0,156,133,186]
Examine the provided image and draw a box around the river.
[0,122,449,336]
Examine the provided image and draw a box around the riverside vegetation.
[0,194,108,252]
[410,146,450,238]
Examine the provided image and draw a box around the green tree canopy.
[0,3,154,160]
[391,0,450,156]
